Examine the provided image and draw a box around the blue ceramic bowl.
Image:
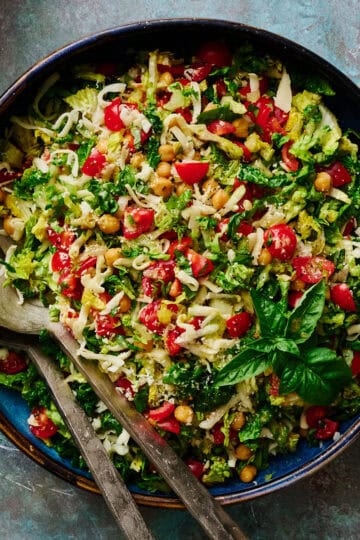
[0,20,359,507]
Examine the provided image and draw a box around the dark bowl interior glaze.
[0,19,359,507]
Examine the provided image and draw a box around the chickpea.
[176,183,190,196]
[98,214,121,234]
[212,189,229,210]
[104,247,122,266]
[156,161,172,178]
[231,412,246,431]
[290,278,306,291]
[118,294,132,313]
[239,464,257,483]
[158,71,174,87]
[0,189,6,203]
[130,152,144,169]
[258,248,272,266]
[3,215,15,236]
[151,177,173,198]
[314,171,332,193]
[235,444,253,461]
[174,405,194,424]
[202,178,219,197]
[158,144,175,162]
[232,118,249,138]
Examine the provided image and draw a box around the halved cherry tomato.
[212,422,226,445]
[196,41,232,67]
[122,207,154,240]
[185,458,205,479]
[95,314,124,337]
[148,401,175,421]
[81,148,107,177]
[174,161,209,185]
[185,62,213,82]
[156,416,181,434]
[51,251,71,272]
[330,284,357,312]
[207,120,236,136]
[315,418,339,440]
[343,217,357,237]
[47,227,76,250]
[114,376,135,398]
[28,407,58,439]
[305,405,328,428]
[141,276,161,298]
[264,224,297,261]
[292,256,335,283]
[186,248,214,278]
[0,351,27,374]
[58,271,82,300]
[226,312,252,338]
[168,237,192,258]
[165,327,184,356]
[281,142,299,172]
[76,256,98,276]
[351,351,360,376]
[288,291,304,309]
[143,260,176,283]
[104,97,124,131]
[319,161,352,187]
[139,300,178,335]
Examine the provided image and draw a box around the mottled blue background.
[0,1,359,538]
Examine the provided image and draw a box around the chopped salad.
[0,41,360,491]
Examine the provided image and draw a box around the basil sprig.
[215,280,352,405]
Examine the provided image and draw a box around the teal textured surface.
[0,2,359,539]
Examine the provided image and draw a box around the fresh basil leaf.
[274,338,300,356]
[215,349,271,387]
[251,289,287,338]
[279,347,352,405]
[286,280,326,343]
[246,338,275,353]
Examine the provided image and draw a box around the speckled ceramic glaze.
[0,20,359,508]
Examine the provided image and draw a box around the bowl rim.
[0,18,359,508]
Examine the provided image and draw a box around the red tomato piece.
[122,207,154,240]
[104,97,124,131]
[51,251,71,272]
[168,237,192,258]
[47,227,76,250]
[95,314,124,337]
[174,161,209,185]
[215,79,227,98]
[351,351,360,377]
[305,405,328,428]
[175,107,193,123]
[139,300,178,335]
[315,418,339,440]
[189,316,204,330]
[165,327,184,356]
[143,260,176,283]
[58,271,82,300]
[0,351,27,374]
[264,224,297,261]
[343,217,357,237]
[292,257,335,283]
[77,256,97,276]
[212,422,225,445]
[186,248,214,278]
[148,401,175,421]
[255,97,274,131]
[0,168,19,183]
[330,284,356,312]
[141,276,161,298]
[288,291,304,309]
[186,62,213,82]
[321,161,352,187]
[281,142,299,172]
[114,376,135,398]
[238,221,255,236]
[28,407,58,439]
[207,120,236,136]
[196,41,232,67]
[156,416,181,434]
[81,148,107,177]
[226,312,252,338]
[185,458,205,479]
